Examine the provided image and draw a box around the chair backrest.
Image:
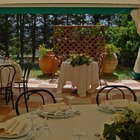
[98,53,108,88]
[98,53,106,75]
[96,85,137,105]
[22,62,32,82]
[0,65,16,89]
[15,89,56,115]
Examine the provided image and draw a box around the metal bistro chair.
[96,85,137,105]
[15,89,56,115]
[0,65,16,109]
[15,62,32,92]
[98,53,108,88]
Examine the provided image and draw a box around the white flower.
[111,113,126,123]
[129,102,140,114]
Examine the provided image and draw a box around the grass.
[29,64,133,80]
[114,67,133,80]
[29,64,59,79]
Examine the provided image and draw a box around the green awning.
[0,7,132,14]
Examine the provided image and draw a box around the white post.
[132,47,140,79]
[134,48,140,73]
[131,9,140,79]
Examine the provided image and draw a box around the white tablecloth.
[57,61,99,97]
[0,62,22,83]
[0,104,112,140]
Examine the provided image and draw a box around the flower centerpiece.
[103,102,140,140]
[69,53,93,67]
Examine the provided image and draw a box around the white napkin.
[40,102,69,112]
[0,118,26,136]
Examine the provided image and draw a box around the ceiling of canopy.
[0,0,140,8]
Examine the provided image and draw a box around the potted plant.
[38,44,58,74]
[103,43,120,74]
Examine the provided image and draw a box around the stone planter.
[39,52,58,74]
[103,53,118,74]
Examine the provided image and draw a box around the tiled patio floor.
[0,78,140,122]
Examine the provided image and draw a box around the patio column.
[131,9,140,79]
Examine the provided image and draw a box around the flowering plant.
[69,53,93,67]
[103,102,140,140]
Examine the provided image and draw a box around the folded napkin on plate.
[40,102,69,112]
[0,118,26,136]
[104,99,129,108]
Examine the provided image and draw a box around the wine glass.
[65,96,75,115]
[66,96,75,110]
[99,93,106,104]
[26,111,39,140]
[55,97,64,115]
[39,111,51,133]
[38,111,52,139]
[72,132,88,140]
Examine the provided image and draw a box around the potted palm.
[103,44,120,73]
[38,44,58,74]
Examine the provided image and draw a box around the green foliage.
[105,15,140,67]
[103,106,140,140]
[0,14,138,68]
[79,25,104,37]
[38,44,53,57]
[106,44,120,56]
[114,66,132,80]
[69,53,93,67]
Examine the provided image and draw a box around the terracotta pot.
[103,53,118,74]
[39,52,58,74]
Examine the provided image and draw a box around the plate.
[0,120,31,139]
[37,109,80,119]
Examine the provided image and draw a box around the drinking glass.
[38,111,52,139]
[26,111,39,140]
[55,97,64,115]
[39,111,51,133]
[66,96,75,110]
[99,93,106,104]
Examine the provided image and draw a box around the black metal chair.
[15,89,56,115]
[15,62,32,92]
[98,53,108,88]
[0,65,16,109]
[96,85,137,105]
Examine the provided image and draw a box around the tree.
[105,15,140,67]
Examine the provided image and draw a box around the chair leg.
[4,87,14,109]
[5,88,8,105]
[10,91,14,109]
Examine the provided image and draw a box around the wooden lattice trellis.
[53,25,106,65]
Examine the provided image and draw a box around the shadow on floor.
[100,73,119,81]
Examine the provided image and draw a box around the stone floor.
[0,78,140,122]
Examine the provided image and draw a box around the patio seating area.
[0,77,140,122]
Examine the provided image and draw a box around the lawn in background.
[29,64,133,80]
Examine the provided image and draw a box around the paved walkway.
[27,78,140,91]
